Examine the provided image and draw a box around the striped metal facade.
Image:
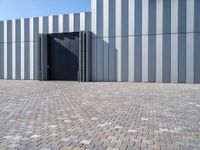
[91,0,200,83]
[0,12,91,80]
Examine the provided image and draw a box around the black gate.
[38,31,91,82]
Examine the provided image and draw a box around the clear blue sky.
[0,0,91,20]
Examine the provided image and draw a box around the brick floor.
[0,80,200,150]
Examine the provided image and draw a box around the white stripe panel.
[142,0,149,82]
[48,16,53,33]
[39,17,43,33]
[58,15,63,33]
[4,21,7,79]
[21,19,25,80]
[12,20,16,79]
[116,37,121,81]
[171,0,178,83]
[186,33,194,83]
[116,0,122,81]
[171,0,178,33]
[92,0,97,35]
[129,37,134,82]
[30,18,34,80]
[156,0,163,82]
[80,13,85,31]
[171,34,178,82]
[69,14,74,32]
[103,0,109,37]
[186,0,194,33]
[115,0,122,36]
[128,0,135,82]
[156,0,163,34]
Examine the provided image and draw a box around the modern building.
[0,0,199,83]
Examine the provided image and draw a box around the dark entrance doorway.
[48,32,79,80]
[39,31,91,82]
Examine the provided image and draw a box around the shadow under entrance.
[38,32,91,82]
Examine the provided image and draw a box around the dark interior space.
[47,32,79,80]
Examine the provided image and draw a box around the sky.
[0,0,91,20]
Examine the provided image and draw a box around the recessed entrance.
[39,31,91,82]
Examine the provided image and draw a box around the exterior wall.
[91,0,200,83]
[0,12,91,80]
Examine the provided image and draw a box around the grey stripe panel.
[63,14,69,32]
[108,38,116,81]
[163,34,171,83]
[148,0,156,35]
[135,0,142,35]
[163,0,171,34]
[194,33,200,83]
[97,38,103,81]
[16,20,21,42]
[109,0,115,37]
[7,21,12,42]
[178,34,186,83]
[53,16,58,33]
[24,42,30,80]
[178,0,186,33]
[103,38,109,81]
[121,0,128,36]
[194,0,200,33]
[97,0,103,37]
[91,38,97,81]
[0,44,3,78]
[148,35,156,82]
[121,37,128,82]
[0,21,4,42]
[134,36,142,82]
[16,43,21,79]
[43,17,49,33]
[7,43,12,79]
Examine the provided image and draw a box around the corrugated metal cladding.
[0,12,91,80]
[91,0,200,83]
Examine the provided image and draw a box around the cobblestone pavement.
[0,81,200,150]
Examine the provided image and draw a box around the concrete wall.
[0,12,91,80]
[91,0,200,83]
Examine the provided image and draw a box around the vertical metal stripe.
[186,0,194,33]
[186,33,194,83]
[163,34,171,83]
[135,0,142,35]
[171,34,178,83]
[0,43,3,79]
[128,0,135,82]
[97,0,103,37]
[194,0,200,32]
[121,37,128,82]
[4,21,7,79]
[163,0,171,34]
[21,19,25,80]
[15,19,21,79]
[194,33,200,83]
[115,0,122,37]
[24,19,30,80]
[39,17,43,34]
[0,21,3,42]
[103,0,109,37]
[103,38,109,81]
[129,36,134,82]
[122,0,128,36]
[171,0,178,33]
[142,0,149,82]
[80,13,85,31]
[156,0,163,82]
[134,36,142,82]
[97,38,103,81]
[109,38,116,81]
[63,14,69,32]
[58,15,63,33]
[91,38,97,81]
[7,20,12,79]
[74,14,80,32]
[92,0,97,36]
[30,18,34,80]
[53,16,59,33]
[48,16,53,33]
[69,14,74,32]
[116,37,121,81]
[178,0,186,33]
[43,17,49,33]
[148,0,156,35]
[148,35,156,82]
[85,13,91,31]
[109,0,115,37]
[12,20,16,79]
